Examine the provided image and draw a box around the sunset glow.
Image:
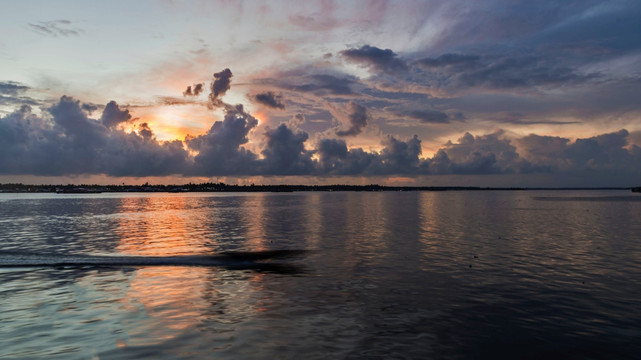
[1,1,640,187]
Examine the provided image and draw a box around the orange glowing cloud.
[132,104,216,141]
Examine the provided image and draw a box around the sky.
[1,0,641,187]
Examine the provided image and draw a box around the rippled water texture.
[1,191,640,359]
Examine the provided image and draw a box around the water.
[1,190,640,359]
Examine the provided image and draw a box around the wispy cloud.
[28,20,83,37]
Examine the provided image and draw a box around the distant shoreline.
[0,183,636,193]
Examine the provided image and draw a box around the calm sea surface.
[1,190,640,359]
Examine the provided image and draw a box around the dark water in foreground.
[0,191,640,359]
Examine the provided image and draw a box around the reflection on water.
[1,191,641,359]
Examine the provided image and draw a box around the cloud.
[341,45,407,73]
[379,135,426,174]
[516,129,639,172]
[0,81,40,108]
[415,53,598,92]
[0,97,190,176]
[317,138,377,175]
[336,101,369,137]
[403,109,451,124]
[293,74,356,95]
[260,124,314,175]
[428,131,530,175]
[253,91,285,109]
[183,83,204,96]
[456,55,597,89]
[3,94,641,181]
[317,134,428,175]
[0,81,30,96]
[186,103,259,175]
[416,54,480,68]
[28,20,82,37]
[100,101,132,128]
[289,113,306,127]
[155,96,201,106]
[138,122,153,140]
[209,68,233,106]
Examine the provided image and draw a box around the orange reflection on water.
[112,194,269,348]
[240,194,268,251]
[114,195,208,346]
[115,195,194,256]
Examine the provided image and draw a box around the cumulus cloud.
[317,134,427,175]
[260,124,314,175]
[341,45,407,73]
[0,96,189,176]
[379,135,427,174]
[428,131,528,174]
[186,103,259,175]
[317,138,377,175]
[253,91,285,109]
[4,56,641,184]
[516,129,639,172]
[100,101,132,128]
[3,93,641,181]
[336,101,369,137]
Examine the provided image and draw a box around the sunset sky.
[1,0,641,186]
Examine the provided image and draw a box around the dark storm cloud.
[183,83,204,96]
[28,20,82,37]
[253,91,285,109]
[100,101,132,128]
[336,101,369,137]
[341,45,407,73]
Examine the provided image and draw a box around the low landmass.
[0,182,633,193]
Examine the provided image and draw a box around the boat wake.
[0,249,310,274]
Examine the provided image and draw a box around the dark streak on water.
[1,191,641,359]
[0,250,309,274]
